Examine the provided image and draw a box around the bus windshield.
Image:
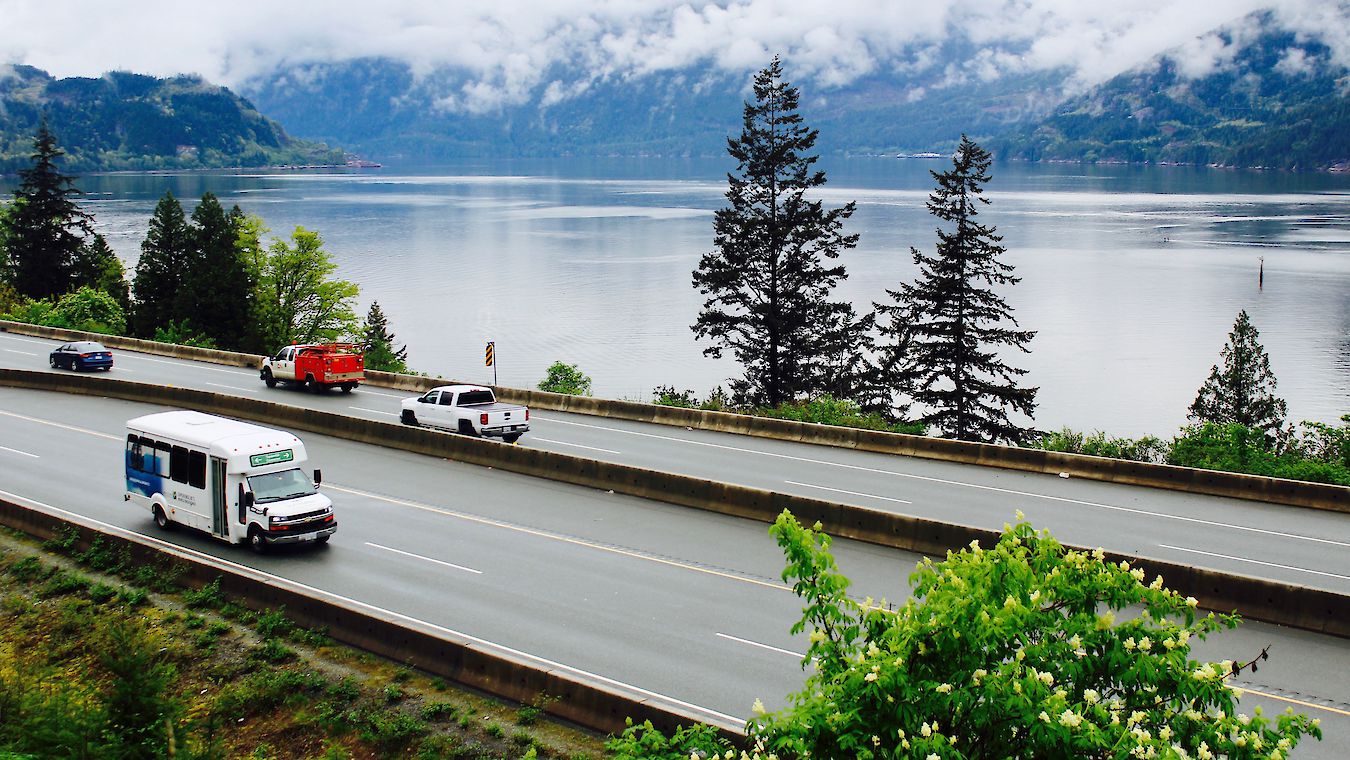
[247,468,315,504]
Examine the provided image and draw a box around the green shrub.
[183,578,226,610]
[651,385,698,408]
[254,608,293,640]
[152,319,217,349]
[1030,427,1169,463]
[1169,422,1350,485]
[251,639,297,665]
[538,361,592,396]
[756,394,925,435]
[49,286,126,334]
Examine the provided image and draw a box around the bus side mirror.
[313,469,322,487]
[243,491,254,509]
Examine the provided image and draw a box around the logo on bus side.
[250,449,294,467]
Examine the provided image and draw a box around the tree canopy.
[610,512,1322,759]
[253,226,360,348]
[361,300,409,373]
[1,120,93,300]
[1188,310,1288,438]
[879,135,1037,444]
[691,56,860,408]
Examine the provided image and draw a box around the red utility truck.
[260,343,365,393]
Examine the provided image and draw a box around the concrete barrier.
[0,490,743,739]
[2,369,1345,639]
[5,319,1345,513]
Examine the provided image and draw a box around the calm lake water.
[12,158,1350,438]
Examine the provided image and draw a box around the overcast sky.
[2,1,1346,112]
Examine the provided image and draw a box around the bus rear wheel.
[153,506,172,531]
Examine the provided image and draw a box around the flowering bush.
[611,512,1321,759]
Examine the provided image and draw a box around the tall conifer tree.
[2,120,92,299]
[1188,309,1287,436]
[881,135,1037,443]
[180,193,255,350]
[362,301,409,373]
[691,56,859,408]
[132,192,190,337]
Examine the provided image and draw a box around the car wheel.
[316,535,331,545]
[153,505,173,531]
[248,526,268,555]
[400,409,419,426]
[49,355,57,368]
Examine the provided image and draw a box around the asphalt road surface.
[0,383,1346,758]
[4,331,1348,594]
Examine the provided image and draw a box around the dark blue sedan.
[49,341,114,371]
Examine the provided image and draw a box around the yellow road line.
[1241,687,1350,717]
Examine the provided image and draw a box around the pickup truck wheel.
[503,433,521,444]
[248,526,268,554]
[457,420,479,437]
[262,369,277,388]
[400,410,419,426]
[316,535,331,545]
[304,375,318,392]
[341,383,355,393]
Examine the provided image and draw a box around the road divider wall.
[5,319,1346,513]
[3,369,1345,639]
[0,491,738,738]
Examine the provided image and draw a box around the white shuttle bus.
[124,411,336,553]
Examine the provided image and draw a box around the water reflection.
[3,159,1346,437]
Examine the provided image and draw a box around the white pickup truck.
[400,385,530,443]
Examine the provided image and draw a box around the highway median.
[4,319,1346,514]
[2,368,1346,639]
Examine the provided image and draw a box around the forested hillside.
[0,65,343,173]
[994,13,1350,170]
[241,53,1064,159]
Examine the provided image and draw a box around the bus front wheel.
[248,527,268,554]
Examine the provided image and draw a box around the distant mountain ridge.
[993,11,1350,170]
[0,65,343,174]
[239,49,1066,160]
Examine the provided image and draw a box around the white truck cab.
[124,411,336,553]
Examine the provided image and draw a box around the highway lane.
[3,331,1349,596]
[0,385,1347,759]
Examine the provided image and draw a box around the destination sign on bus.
[249,449,294,467]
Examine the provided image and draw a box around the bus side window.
[171,446,189,484]
[126,435,143,471]
[188,451,206,489]
[154,442,171,478]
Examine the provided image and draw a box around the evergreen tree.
[72,232,129,310]
[179,193,255,350]
[361,300,409,372]
[2,120,92,299]
[131,192,190,337]
[1188,309,1288,436]
[882,135,1037,444]
[691,56,859,408]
